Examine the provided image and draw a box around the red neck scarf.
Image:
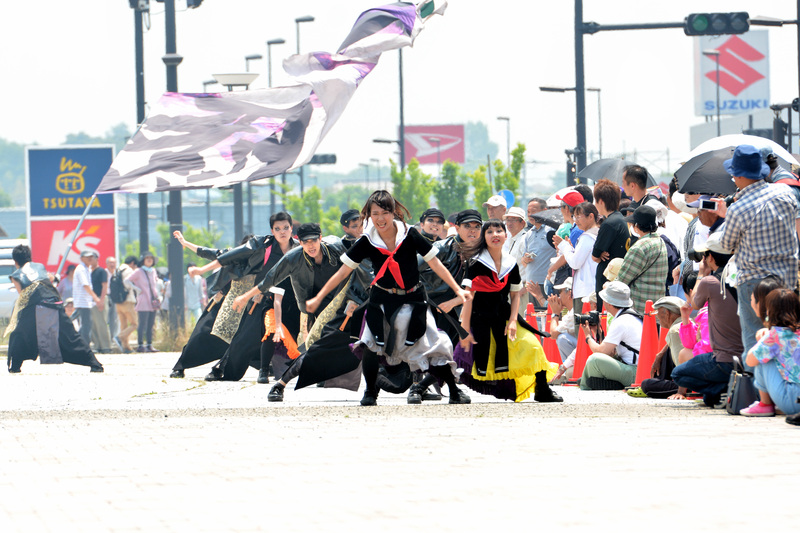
[371,246,405,289]
[470,271,508,293]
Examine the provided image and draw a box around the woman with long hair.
[127,251,161,352]
[457,220,562,402]
[306,190,471,406]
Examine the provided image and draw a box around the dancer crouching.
[306,190,472,406]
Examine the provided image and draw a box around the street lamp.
[295,16,315,54]
[266,38,285,88]
[245,54,262,73]
[540,85,603,162]
[370,158,381,189]
[702,49,722,137]
[359,163,370,189]
[202,79,217,92]
[212,72,259,240]
[497,116,510,167]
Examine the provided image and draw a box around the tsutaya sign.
[694,31,770,117]
[25,145,117,272]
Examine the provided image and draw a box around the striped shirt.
[72,263,95,309]
[720,180,799,287]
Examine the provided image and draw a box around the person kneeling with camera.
[579,281,643,390]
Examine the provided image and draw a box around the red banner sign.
[404,124,465,165]
[30,218,117,273]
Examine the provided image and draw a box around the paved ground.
[1,352,798,532]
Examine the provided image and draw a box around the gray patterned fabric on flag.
[97,1,447,194]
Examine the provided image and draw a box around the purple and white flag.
[97,1,446,194]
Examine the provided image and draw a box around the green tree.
[468,165,492,219]
[0,137,26,205]
[65,122,132,154]
[284,186,341,236]
[390,158,433,221]
[155,221,222,268]
[321,185,370,212]
[465,121,499,172]
[489,142,525,206]
[432,160,469,217]
[0,189,12,208]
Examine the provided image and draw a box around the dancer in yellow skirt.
[457,219,562,402]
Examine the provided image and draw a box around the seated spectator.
[671,232,742,407]
[677,273,710,363]
[635,296,685,398]
[548,277,577,363]
[579,281,643,390]
[617,205,669,314]
[741,288,800,417]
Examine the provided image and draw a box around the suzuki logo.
[705,35,765,97]
[405,133,462,158]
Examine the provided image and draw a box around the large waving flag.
[96,1,446,194]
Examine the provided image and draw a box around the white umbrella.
[546,186,575,208]
[685,134,798,170]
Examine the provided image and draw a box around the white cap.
[483,195,507,209]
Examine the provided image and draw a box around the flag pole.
[54,193,97,278]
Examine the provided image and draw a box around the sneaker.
[112,336,124,352]
[146,344,159,353]
[136,345,146,353]
[449,388,471,404]
[407,386,422,405]
[268,383,284,402]
[740,400,775,417]
[421,387,443,401]
[169,369,185,379]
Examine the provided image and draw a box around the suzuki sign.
[403,124,465,166]
[694,31,769,117]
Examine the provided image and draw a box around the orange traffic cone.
[633,300,658,386]
[571,301,592,379]
[543,304,561,365]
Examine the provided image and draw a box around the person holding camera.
[578,281,643,390]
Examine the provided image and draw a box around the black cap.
[340,209,361,226]
[624,205,657,228]
[420,208,445,223]
[455,209,482,226]
[297,222,322,241]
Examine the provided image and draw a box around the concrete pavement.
[1,352,798,532]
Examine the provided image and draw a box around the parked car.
[0,258,18,320]
[0,239,29,260]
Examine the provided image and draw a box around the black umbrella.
[675,147,737,196]
[576,158,658,187]
[531,208,563,230]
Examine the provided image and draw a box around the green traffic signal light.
[690,14,709,33]
[684,12,749,36]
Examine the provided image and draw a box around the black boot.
[407,383,423,404]
[360,388,379,406]
[257,368,269,384]
[204,367,222,381]
[170,369,185,378]
[268,383,284,402]
[534,370,564,402]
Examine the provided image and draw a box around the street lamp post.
[497,116,510,167]
[129,1,149,257]
[586,87,602,158]
[540,85,603,166]
[295,16,315,54]
[370,158,380,189]
[245,54,262,72]
[202,78,216,231]
[266,38,285,217]
[359,163,370,189]
[212,73,259,241]
[702,49,722,137]
[244,56,262,234]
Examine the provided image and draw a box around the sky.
[2,1,800,195]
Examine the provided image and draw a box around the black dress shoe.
[449,388,471,404]
[170,369,185,378]
[360,390,378,406]
[534,385,564,403]
[90,365,104,373]
[204,370,221,381]
[257,369,269,384]
[268,383,284,402]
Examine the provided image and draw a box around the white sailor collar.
[475,249,516,280]
[362,219,410,251]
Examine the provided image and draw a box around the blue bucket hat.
[723,144,770,181]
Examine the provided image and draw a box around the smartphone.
[700,199,717,211]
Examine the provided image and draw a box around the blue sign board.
[27,146,115,217]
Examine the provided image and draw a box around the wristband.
[585,336,592,343]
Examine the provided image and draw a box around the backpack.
[660,234,681,285]
[109,268,129,304]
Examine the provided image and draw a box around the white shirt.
[72,262,94,309]
[503,227,528,272]
[557,227,598,299]
[603,309,644,365]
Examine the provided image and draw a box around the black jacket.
[418,235,466,303]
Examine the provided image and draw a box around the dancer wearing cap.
[340,209,363,249]
[418,208,446,243]
[456,219,562,402]
[235,222,372,401]
[5,245,104,374]
[193,212,301,382]
[306,190,472,406]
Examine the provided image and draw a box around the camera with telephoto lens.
[575,311,600,326]
[687,249,705,263]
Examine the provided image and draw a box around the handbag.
[144,271,161,310]
[725,356,759,415]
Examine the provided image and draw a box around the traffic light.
[187,0,203,8]
[308,154,337,165]
[684,13,749,36]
